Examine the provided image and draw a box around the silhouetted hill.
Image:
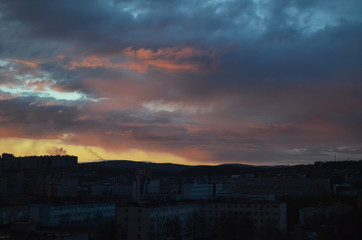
[80,160,192,175]
[180,164,256,176]
[78,159,362,178]
[79,160,256,177]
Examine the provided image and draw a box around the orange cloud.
[120,61,149,73]
[67,55,147,72]
[145,59,198,72]
[12,59,38,67]
[122,46,207,73]
[67,46,214,73]
[123,47,202,60]
[67,55,119,70]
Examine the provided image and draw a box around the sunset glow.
[0,0,361,165]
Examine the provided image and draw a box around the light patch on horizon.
[284,147,362,162]
[143,100,213,113]
[332,146,362,154]
[0,137,205,165]
[285,148,308,154]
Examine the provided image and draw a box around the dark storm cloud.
[0,97,80,136]
[1,0,361,80]
[0,95,188,144]
[0,0,132,43]
[1,0,358,50]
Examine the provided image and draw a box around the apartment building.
[116,202,199,240]
[200,200,287,239]
[0,205,29,225]
[42,177,78,198]
[30,201,115,227]
[116,199,286,240]
[225,177,330,198]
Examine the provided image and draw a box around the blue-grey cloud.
[0,0,362,164]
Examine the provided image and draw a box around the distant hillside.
[79,160,256,177]
[80,160,192,173]
[180,164,255,176]
[78,159,362,178]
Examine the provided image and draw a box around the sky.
[0,0,362,165]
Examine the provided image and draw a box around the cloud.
[66,47,214,73]
[123,47,201,59]
[0,0,361,165]
[83,146,104,160]
[47,147,67,155]
[25,80,54,91]
[67,56,124,70]
[11,59,38,67]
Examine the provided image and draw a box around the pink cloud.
[67,55,122,70]
[11,59,39,67]
[123,47,203,60]
[145,59,199,72]
[67,46,215,73]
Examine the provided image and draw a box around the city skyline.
[0,0,362,165]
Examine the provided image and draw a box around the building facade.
[42,178,78,198]
[200,200,287,239]
[116,199,286,240]
[225,177,330,198]
[0,205,29,225]
[30,201,115,227]
[116,202,199,240]
[182,182,223,200]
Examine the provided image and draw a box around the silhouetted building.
[182,182,223,200]
[5,171,24,195]
[0,178,7,199]
[133,168,154,202]
[200,200,287,239]
[116,202,198,240]
[299,203,352,228]
[0,205,29,225]
[91,184,132,197]
[0,222,89,240]
[0,154,77,171]
[116,199,287,240]
[40,176,78,198]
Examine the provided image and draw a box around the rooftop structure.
[0,153,78,170]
